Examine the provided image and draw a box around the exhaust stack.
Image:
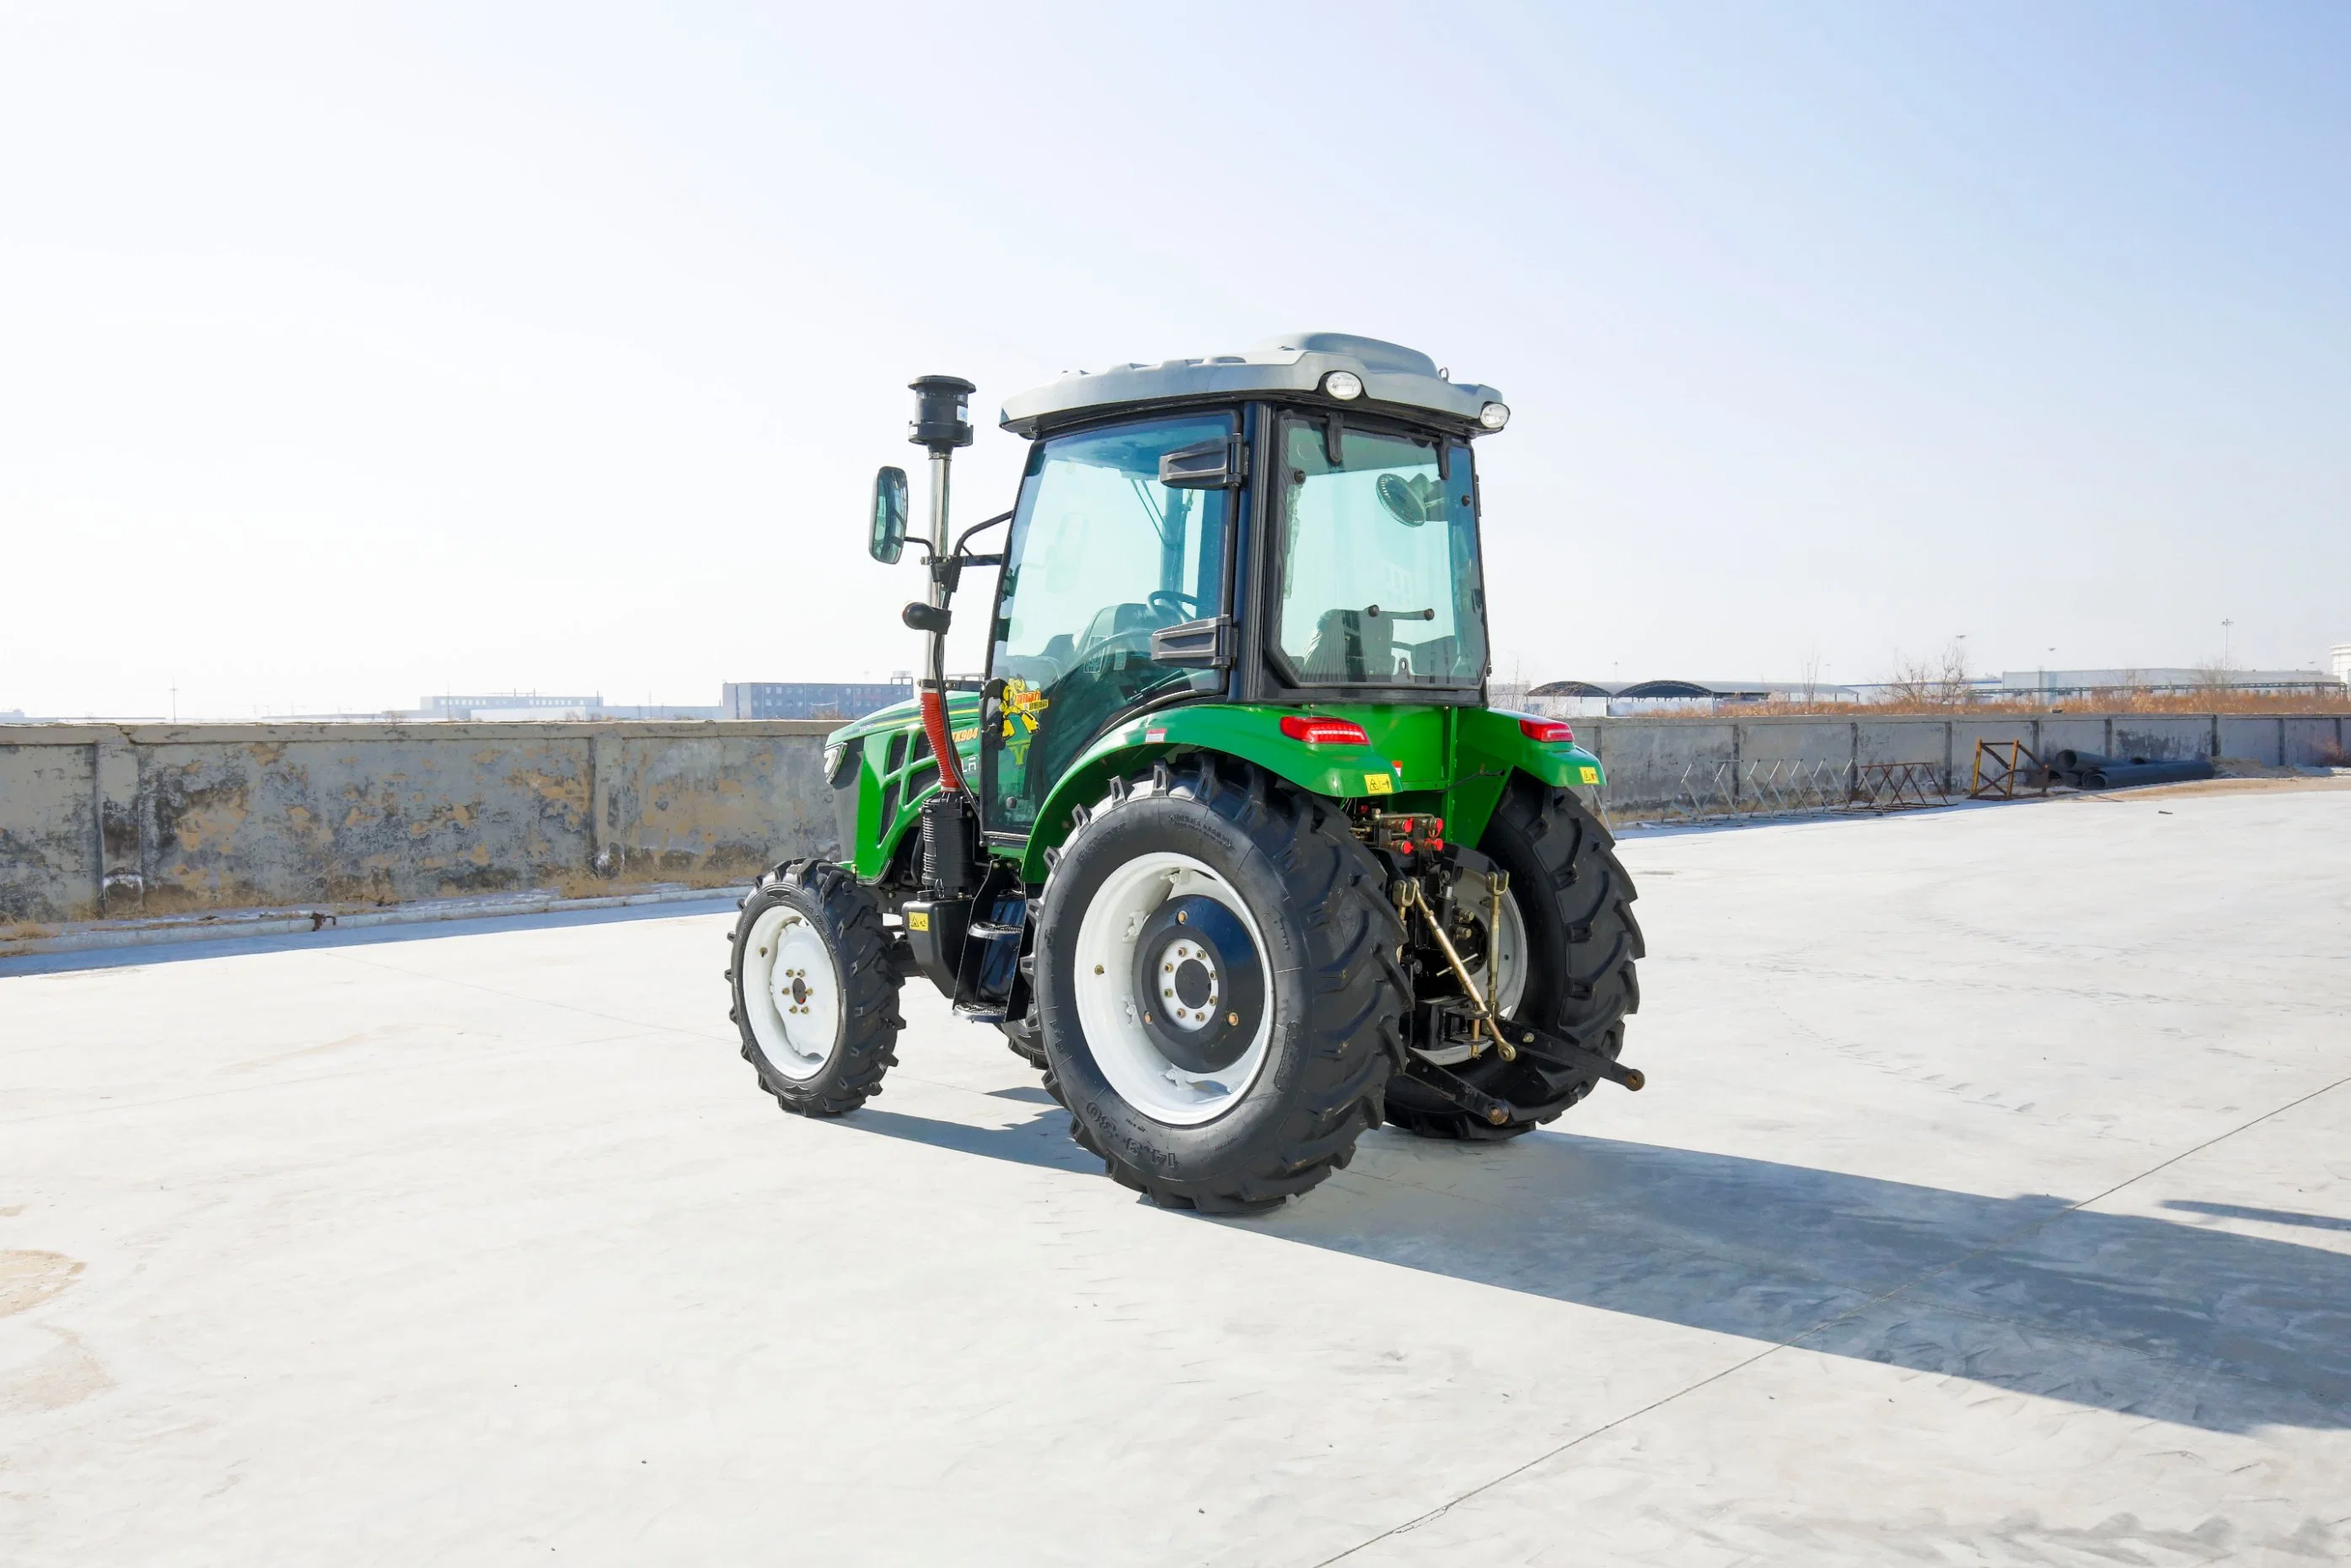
[906,376,976,796]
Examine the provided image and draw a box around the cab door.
[980,412,1239,840]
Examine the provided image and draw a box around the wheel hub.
[1130,894,1263,1074]
[1169,950,1216,1016]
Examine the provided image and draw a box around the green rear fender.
[1016,703,1604,882]
[1452,706,1604,792]
[1444,706,1605,850]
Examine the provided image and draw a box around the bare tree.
[2190,655,2236,695]
[1884,651,1935,706]
[1934,637,1973,706]
[1882,639,1973,707]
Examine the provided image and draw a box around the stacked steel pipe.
[2047,749,2215,791]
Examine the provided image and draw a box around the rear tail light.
[1280,715,1371,746]
[1518,717,1575,744]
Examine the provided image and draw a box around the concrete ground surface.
[3,787,2347,1566]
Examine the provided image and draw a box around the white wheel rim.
[742,905,841,1081]
[1071,850,1275,1126]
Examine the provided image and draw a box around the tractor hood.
[998,333,1506,438]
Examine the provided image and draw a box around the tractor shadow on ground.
[846,1104,2351,1436]
[844,1104,1102,1174]
[1270,1127,2351,1436]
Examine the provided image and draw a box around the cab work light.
[1280,715,1371,746]
[1518,717,1575,744]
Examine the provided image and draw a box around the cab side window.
[985,415,1235,833]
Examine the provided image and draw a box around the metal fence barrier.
[1602,758,1955,826]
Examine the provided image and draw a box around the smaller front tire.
[729,861,903,1115]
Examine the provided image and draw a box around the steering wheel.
[1146,589,1206,620]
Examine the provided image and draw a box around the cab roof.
[997,332,1504,439]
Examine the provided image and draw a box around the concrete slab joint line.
[1314,1066,2351,1568]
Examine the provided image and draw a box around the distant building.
[1522,680,1613,718]
[1523,679,1861,717]
[2332,646,2350,687]
[415,693,722,722]
[598,703,726,720]
[1996,669,2336,698]
[722,680,915,721]
[423,693,604,721]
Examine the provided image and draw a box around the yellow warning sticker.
[907,910,930,932]
[1364,772,1394,795]
[1580,765,1599,785]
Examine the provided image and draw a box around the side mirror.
[1158,438,1248,490]
[869,466,910,563]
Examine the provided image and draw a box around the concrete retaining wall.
[3,712,2343,921]
[0,722,834,923]
[1573,711,2348,819]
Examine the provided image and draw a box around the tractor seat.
[1076,600,1176,658]
[1302,607,1397,683]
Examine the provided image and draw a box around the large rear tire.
[728,860,904,1116]
[1034,757,1407,1212]
[1386,778,1643,1141]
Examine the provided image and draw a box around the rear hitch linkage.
[1392,874,1645,1125]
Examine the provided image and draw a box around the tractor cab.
[980,336,1502,842]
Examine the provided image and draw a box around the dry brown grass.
[1709,690,2351,719]
[542,867,745,902]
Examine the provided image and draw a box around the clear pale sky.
[4,4,2345,717]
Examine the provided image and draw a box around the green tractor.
[728,333,1644,1212]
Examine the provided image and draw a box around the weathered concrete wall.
[1571,712,2349,820]
[0,722,833,923]
[3,712,2343,921]
[0,740,97,921]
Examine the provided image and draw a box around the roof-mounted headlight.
[1479,402,1510,431]
[1322,370,1364,400]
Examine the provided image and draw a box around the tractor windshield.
[1274,419,1485,688]
[984,413,1236,833]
